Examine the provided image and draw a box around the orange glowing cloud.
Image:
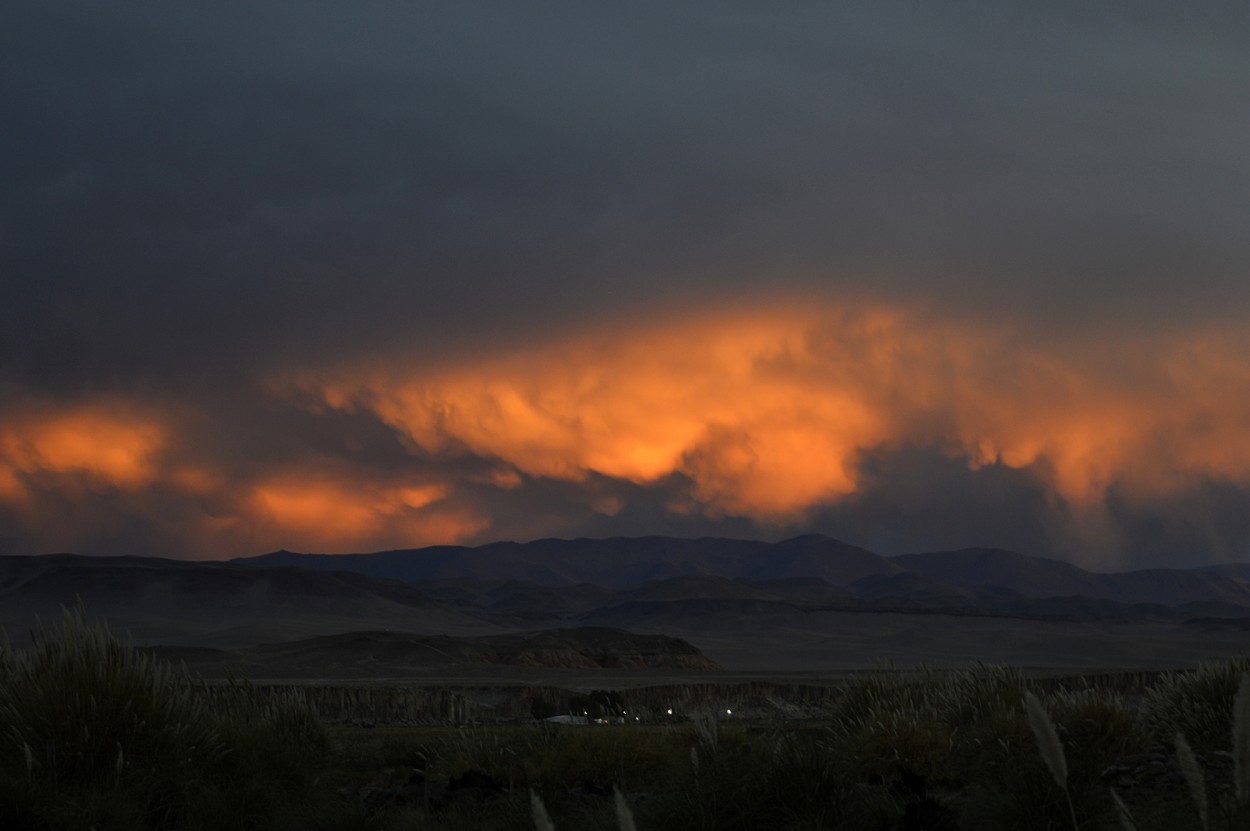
[0,466,24,503]
[292,302,1250,526]
[0,399,486,555]
[302,310,905,521]
[247,474,485,551]
[7,299,1250,560]
[0,405,167,500]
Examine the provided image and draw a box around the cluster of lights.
[662,707,732,715]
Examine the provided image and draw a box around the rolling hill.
[237,537,1250,612]
[236,534,901,588]
[0,554,500,647]
[148,627,719,678]
[9,536,1250,673]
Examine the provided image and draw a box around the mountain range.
[5,535,1250,673]
[238,535,898,588]
[237,535,1250,610]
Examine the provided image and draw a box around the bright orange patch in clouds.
[0,401,485,554]
[300,302,1250,524]
[310,310,899,521]
[248,476,483,549]
[6,300,1250,557]
[0,406,166,499]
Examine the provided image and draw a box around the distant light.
[726,709,732,715]
[666,708,673,715]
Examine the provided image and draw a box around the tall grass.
[525,786,637,831]
[823,665,1144,829]
[1139,659,1250,752]
[1110,668,1250,831]
[0,609,329,830]
[15,613,1250,831]
[1024,691,1079,830]
[325,659,1250,830]
[1174,732,1208,830]
[1234,673,1250,806]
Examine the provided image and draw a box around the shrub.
[0,608,328,830]
[1140,659,1250,752]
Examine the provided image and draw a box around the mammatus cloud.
[3,299,1250,564]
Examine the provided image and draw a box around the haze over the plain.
[3,2,1249,568]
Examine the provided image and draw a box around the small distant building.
[544,715,589,725]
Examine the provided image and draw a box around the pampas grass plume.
[1174,732,1208,830]
[530,789,556,831]
[1024,691,1067,788]
[1110,789,1137,831]
[614,786,637,831]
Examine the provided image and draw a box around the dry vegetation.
[5,612,1250,829]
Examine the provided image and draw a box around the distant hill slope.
[1200,564,1250,581]
[847,571,978,604]
[1099,568,1250,606]
[10,537,1250,670]
[149,627,719,678]
[236,536,1250,610]
[0,554,500,648]
[236,534,901,588]
[891,548,1101,597]
[892,547,1250,606]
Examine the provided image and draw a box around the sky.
[3,2,1250,568]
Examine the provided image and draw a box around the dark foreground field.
[6,612,1250,830]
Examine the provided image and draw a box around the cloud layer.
[4,301,1250,567]
[3,2,1250,565]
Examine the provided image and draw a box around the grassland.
[6,611,1250,829]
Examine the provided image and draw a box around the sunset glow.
[5,3,1249,566]
[301,304,1250,522]
[0,407,166,498]
[3,301,1250,560]
[248,476,483,549]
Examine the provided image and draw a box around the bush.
[817,665,1151,830]
[634,718,865,831]
[0,609,328,830]
[1140,658,1250,752]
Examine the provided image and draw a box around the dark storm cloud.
[807,446,1057,561]
[3,2,1249,563]
[6,1,1249,381]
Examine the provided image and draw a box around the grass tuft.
[1140,658,1250,751]
[0,606,329,830]
[1235,672,1250,805]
